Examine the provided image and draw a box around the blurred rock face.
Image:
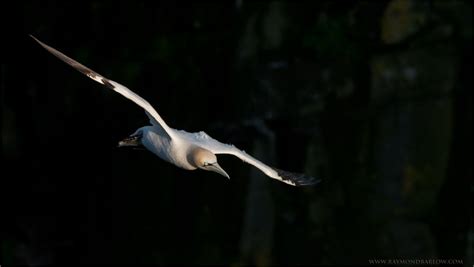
[4,1,471,265]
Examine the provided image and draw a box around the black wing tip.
[29,34,43,45]
[29,34,48,47]
[273,168,321,187]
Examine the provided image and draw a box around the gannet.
[31,35,319,186]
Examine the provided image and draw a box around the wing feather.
[31,35,175,139]
[177,130,320,186]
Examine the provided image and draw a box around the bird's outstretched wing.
[30,35,176,140]
[177,130,320,186]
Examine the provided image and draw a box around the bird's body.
[141,127,186,168]
[31,35,320,186]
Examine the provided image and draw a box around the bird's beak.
[207,163,230,179]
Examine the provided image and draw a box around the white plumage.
[31,35,319,187]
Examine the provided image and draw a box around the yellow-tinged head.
[190,147,230,179]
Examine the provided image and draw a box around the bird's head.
[191,147,229,179]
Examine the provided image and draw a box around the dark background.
[2,1,472,265]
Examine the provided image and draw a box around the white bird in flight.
[31,35,319,186]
